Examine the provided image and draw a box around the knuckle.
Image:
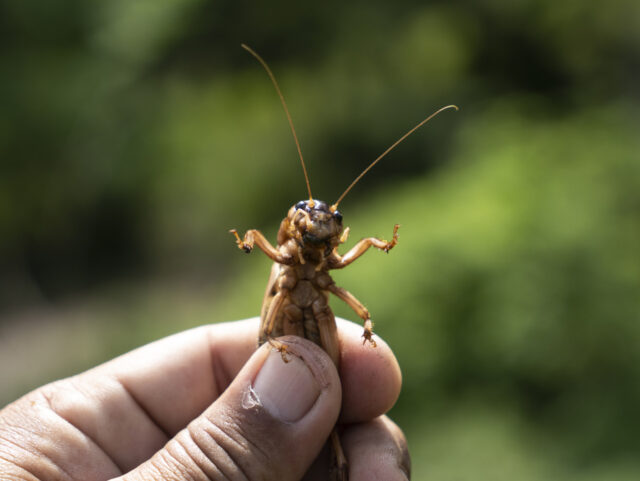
[148,447,203,481]
[183,411,279,481]
[381,417,411,478]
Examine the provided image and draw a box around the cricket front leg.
[229,228,293,264]
[331,224,399,269]
[328,284,377,347]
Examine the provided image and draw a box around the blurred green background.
[1,0,640,479]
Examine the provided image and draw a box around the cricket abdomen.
[260,260,340,366]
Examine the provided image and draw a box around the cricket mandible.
[230,44,457,480]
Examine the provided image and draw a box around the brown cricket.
[230,44,457,481]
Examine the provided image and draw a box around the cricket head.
[288,199,343,246]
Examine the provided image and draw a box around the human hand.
[0,318,409,480]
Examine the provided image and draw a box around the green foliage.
[1,0,639,478]
[330,104,640,470]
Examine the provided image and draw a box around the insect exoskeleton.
[231,193,399,361]
[230,43,457,481]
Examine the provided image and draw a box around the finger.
[35,317,400,472]
[120,336,342,481]
[28,320,258,474]
[342,416,411,481]
[336,319,402,423]
[94,317,399,430]
[96,319,258,435]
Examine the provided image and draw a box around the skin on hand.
[0,318,408,481]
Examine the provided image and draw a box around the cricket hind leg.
[328,283,377,347]
[330,429,348,481]
[310,299,348,480]
[260,290,291,362]
[311,298,341,367]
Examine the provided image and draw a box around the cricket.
[230,44,457,481]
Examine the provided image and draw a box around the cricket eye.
[295,201,306,211]
[333,210,343,222]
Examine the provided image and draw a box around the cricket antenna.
[241,44,314,207]
[330,104,459,212]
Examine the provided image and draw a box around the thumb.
[120,336,342,481]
